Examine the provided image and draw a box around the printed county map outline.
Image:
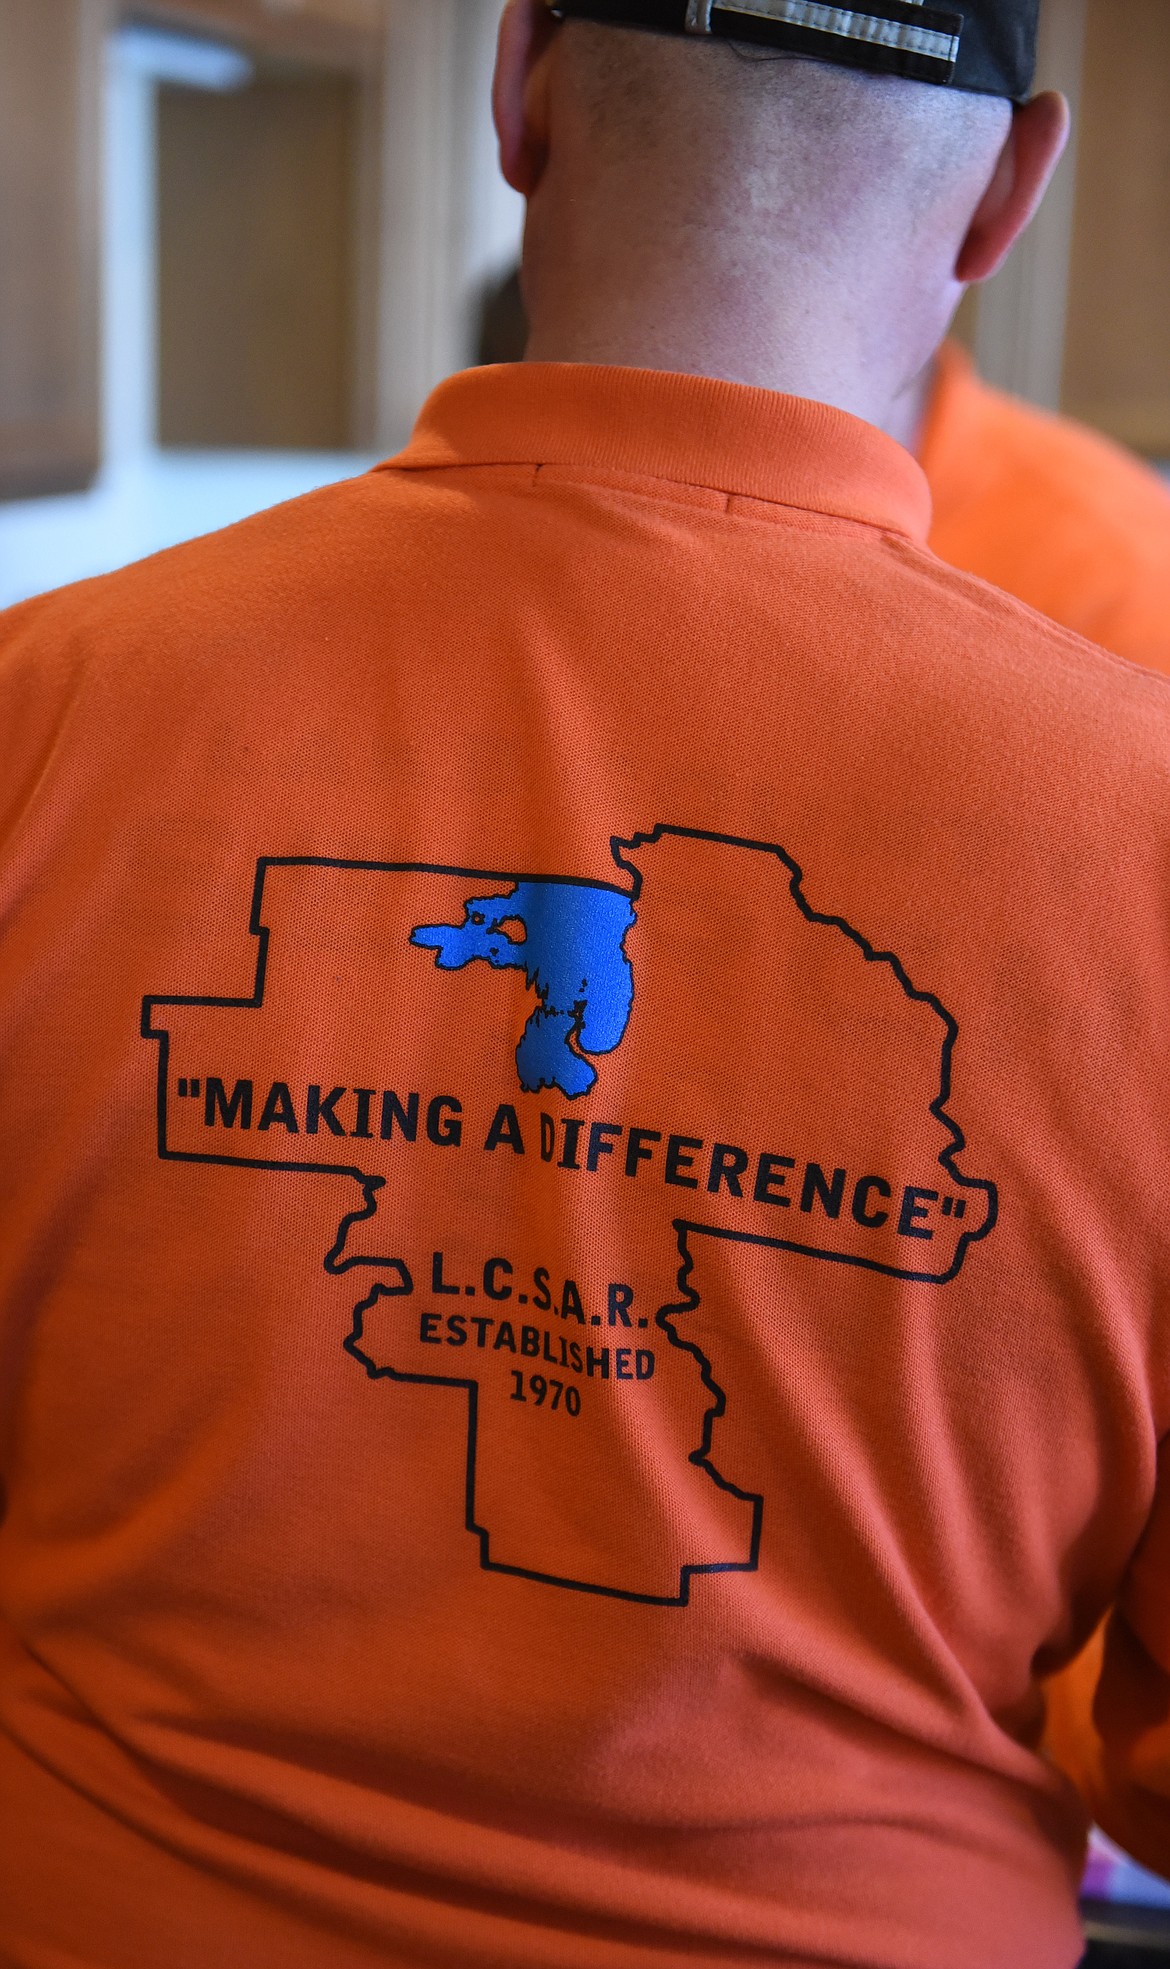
[142,824,998,1604]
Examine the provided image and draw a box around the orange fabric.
[922,339,1170,672]
[4,362,1170,1969]
[921,347,1170,1845]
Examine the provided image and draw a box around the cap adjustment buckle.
[554,1,966,92]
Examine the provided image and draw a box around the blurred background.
[0,0,1158,606]
[0,0,1166,611]
[0,0,1166,601]
[0,0,523,605]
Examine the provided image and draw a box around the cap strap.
[552,0,965,87]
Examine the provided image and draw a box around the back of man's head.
[494,2,1067,427]
[558,24,1011,274]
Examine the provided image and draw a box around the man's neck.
[526,296,902,436]
[521,198,951,442]
[883,360,937,454]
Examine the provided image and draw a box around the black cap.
[549,1,1040,102]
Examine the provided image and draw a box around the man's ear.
[494,0,559,198]
[956,90,1071,284]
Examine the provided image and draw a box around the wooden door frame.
[377,0,520,448]
[118,2,514,454]
[124,0,386,448]
[0,0,112,500]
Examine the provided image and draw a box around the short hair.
[559,21,1010,204]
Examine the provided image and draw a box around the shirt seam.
[889,532,1170,689]
[381,457,922,545]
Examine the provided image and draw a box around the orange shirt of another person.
[6,364,1170,1969]
[922,339,1170,672]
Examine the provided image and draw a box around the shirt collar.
[388,362,932,546]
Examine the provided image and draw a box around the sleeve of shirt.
[0,592,74,815]
[1045,1449,1170,1881]
[0,590,82,1490]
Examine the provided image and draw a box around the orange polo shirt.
[4,363,1170,1969]
[923,340,1170,672]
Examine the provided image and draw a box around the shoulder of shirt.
[4,447,1170,780]
[0,470,400,665]
[885,525,1170,741]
